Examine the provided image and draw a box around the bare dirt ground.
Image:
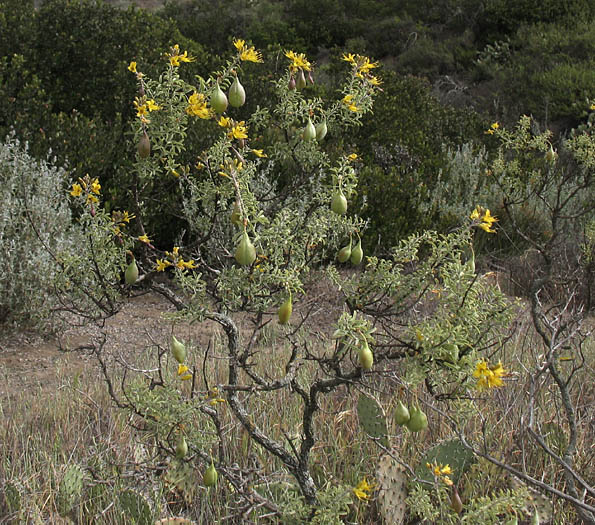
[0,279,344,401]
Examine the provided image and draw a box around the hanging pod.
[210,83,228,113]
[302,118,316,141]
[394,400,410,425]
[358,340,374,370]
[124,259,139,285]
[171,335,187,364]
[337,237,352,263]
[235,229,256,266]
[228,76,246,107]
[278,293,293,324]
[203,461,218,487]
[137,133,150,159]
[331,189,347,215]
[175,435,188,459]
[405,406,428,432]
[350,237,363,265]
[296,69,307,90]
[315,119,327,141]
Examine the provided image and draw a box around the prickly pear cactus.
[415,439,475,485]
[509,476,553,523]
[119,488,154,525]
[57,464,84,517]
[357,393,389,447]
[154,518,196,525]
[376,452,408,525]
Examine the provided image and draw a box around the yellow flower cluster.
[218,158,243,178]
[167,44,195,67]
[177,363,192,381]
[342,53,381,85]
[285,50,312,72]
[352,478,375,501]
[470,205,498,233]
[134,97,161,124]
[485,122,500,135]
[342,94,359,113]
[205,387,226,406]
[233,38,263,63]
[228,121,248,140]
[155,246,197,272]
[70,175,101,205]
[473,359,506,391]
[110,210,135,237]
[186,92,210,119]
[426,462,454,486]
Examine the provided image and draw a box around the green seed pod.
[278,295,292,324]
[451,486,463,514]
[210,83,228,113]
[124,259,139,285]
[296,69,307,90]
[235,230,256,266]
[315,119,327,141]
[228,76,246,107]
[137,133,150,159]
[171,335,187,364]
[331,190,348,215]
[203,462,218,487]
[175,436,188,459]
[303,118,316,141]
[350,238,363,265]
[545,145,557,163]
[337,241,352,263]
[405,406,428,432]
[394,400,410,425]
[358,341,374,370]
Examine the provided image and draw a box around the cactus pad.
[357,393,389,447]
[57,464,84,517]
[415,439,475,485]
[510,476,553,523]
[119,488,153,525]
[376,452,408,525]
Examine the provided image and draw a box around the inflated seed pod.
[315,119,327,141]
[235,230,256,266]
[331,190,347,215]
[278,294,293,324]
[125,259,139,285]
[358,341,373,370]
[171,335,187,364]
[137,133,150,159]
[350,237,363,265]
[303,118,316,141]
[228,76,246,107]
[210,83,228,113]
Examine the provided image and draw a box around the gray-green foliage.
[415,439,475,485]
[0,136,76,331]
[278,483,353,524]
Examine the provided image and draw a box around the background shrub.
[0,137,77,331]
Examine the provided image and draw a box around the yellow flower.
[177,364,192,381]
[357,56,378,74]
[471,206,498,233]
[285,50,311,71]
[134,101,148,117]
[90,179,101,195]
[156,259,171,272]
[473,359,506,390]
[146,99,161,111]
[121,211,134,223]
[590,103,595,111]
[70,183,83,197]
[86,193,99,205]
[485,122,499,135]
[128,61,137,73]
[251,149,267,158]
[233,38,245,51]
[228,121,248,140]
[138,234,151,244]
[240,46,263,63]
[186,92,210,119]
[177,258,197,270]
[368,75,382,86]
[352,478,375,501]
[218,116,231,127]
[342,94,359,112]
[342,53,356,64]
[347,153,358,161]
